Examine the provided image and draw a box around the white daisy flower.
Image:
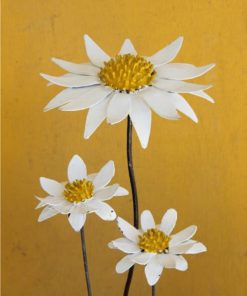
[109,209,207,286]
[41,35,215,148]
[35,155,128,231]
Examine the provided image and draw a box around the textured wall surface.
[2,0,247,295]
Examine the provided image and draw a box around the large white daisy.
[41,35,215,148]
[109,209,206,286]
[35,155,128,231]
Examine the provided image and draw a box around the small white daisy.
[41,35,215,148]
[109,209,206,286]
[35,155,128,231]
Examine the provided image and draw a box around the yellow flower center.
[64,179,94,203]
[138,228,171,254]
[99,54,156,93]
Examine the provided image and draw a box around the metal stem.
[80,227,92,296]
[123,116,139,296]
[152,285,156,296]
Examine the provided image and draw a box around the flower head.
[109,209,207,286]
[41,35,215,148]
[35,155,128,231]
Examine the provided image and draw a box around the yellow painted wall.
[2,0,247,295]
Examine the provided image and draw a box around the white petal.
[59,86,112,111]
[175,256,188,271]
[156,63,215,80]
[68,207,87,231]
[111,238,140,253]
[107,92,131,124]
[157,254,177,268]
[38,206,59,222]
[119,38,137,55]
[184,242,207,254]
[131,252,155,265]
[170,225,197,247]
[93,160,115,190]
[54,200,73,214]
[84,96,110,139]
[44,87,92,111]
[167,93,198,123]
[160,208,177,235]
[117,217,141,243]
[129,96,151,149]
[149,36,183,66]
[51,58,99,75]
[108,241,116,249]
[35,195,46,209]
[94,184,119,201]
[93,201,116,221]
[114,186,129,196]
[40,73,100,88]
[141,88,179,119]
[67,154,87,182]
[154,79,211,93]
[145,257,163,286]
[36,196,64,206]
[141,210,155,231]
[40,177,64,196]
[190,90,215,103]
[169,242,196,254]
[116,255,134,273]
[84,34,110,67]
[86,173,97,181]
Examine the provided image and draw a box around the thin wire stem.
[152,285,156,296]
[123,116,139,296]
[80,227,92,296]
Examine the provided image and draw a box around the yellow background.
[2,0,247,295]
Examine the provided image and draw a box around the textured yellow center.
[64,179,94,203]
[99,54,156,92]
[138,229,171,254]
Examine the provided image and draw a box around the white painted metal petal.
[94,201,116,221]
[166,93,198,123]
[116,255,135,273]
[156,63,215,80]
[160,208,177,235]
[148,36,183,66]
[40,177,64,196]
[119,38,137,55]
[190,90,215,103]
[129,96,152,149]
[141,88,179,119]
[170,225,197,247]
[93,184,119,201]
[140,210,155,232]
[84,96,110,139]
[83,34,110,67]
[51,58,99,75]
[67,154,87,183]
[175,255,188,271]
[38,206,59,222]
[154,79,211,93]
[107,92,131,124]
[40,73,100,88]
[145,257,163,286]
[93,160,115,190]
[44,87,94,112]
[59,86,112,111]
[68,207,86,232]
[116,217,141,243]
[111,238,140,253]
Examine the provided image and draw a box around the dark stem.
[80,227,92,296]
[123,116,139,296]
[152,285,156,296]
